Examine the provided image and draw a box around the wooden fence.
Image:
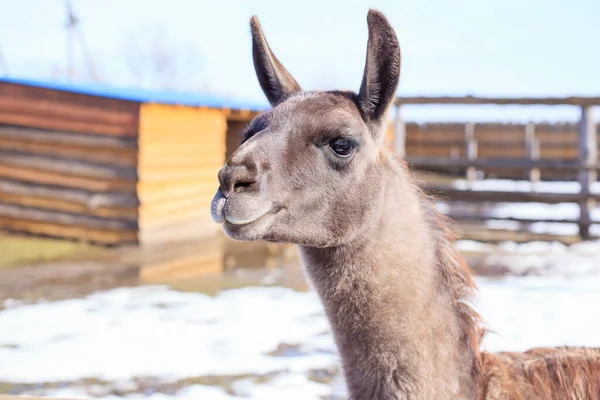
[392,96,599,241]
[400,122,600,179]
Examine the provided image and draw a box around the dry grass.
[0,233,104,269]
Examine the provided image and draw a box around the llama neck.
[300,157,482,400]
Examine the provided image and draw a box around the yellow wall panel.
[137,104,227,246]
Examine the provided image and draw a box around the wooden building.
[0,77,265,247]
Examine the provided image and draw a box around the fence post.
[524,122,540,185]
[450,147,460,176]
[577,106,597,240]
[465,122,478,184]
[393,104,406,158]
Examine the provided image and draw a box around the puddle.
[0,237,305,306]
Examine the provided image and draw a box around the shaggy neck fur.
[300,151,484,400]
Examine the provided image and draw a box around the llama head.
[212,9,401,246]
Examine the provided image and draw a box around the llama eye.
[329,138,356,157]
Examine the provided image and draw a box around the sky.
[0,0,598,121]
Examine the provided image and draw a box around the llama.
[211,9,600,399]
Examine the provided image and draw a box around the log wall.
[0,82,141,244]
[0,81,228,246]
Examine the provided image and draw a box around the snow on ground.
[33,373,332,400]
[478,276,600,353]
[3,275,600,399]
[439,178,600,236]
[452,179,600,194]
[0,287,333,383]
[456,239,600,276]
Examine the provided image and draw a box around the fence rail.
[395,95,600,106]
[393,96,599,241]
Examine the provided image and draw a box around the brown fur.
[211,9,600,399]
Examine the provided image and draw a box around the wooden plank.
[0,82,140,136]
[539,147,578,159]
[0,96,137,126]
[0,137,137,167]
[0,81,140,110]
[139,105,226,132]
[407,128,466,142]
[0,179,138,206]
[142,151,223,164]
[140,205,210,223]
[138,153,224,170]
[138,121,226,137]
[0,218,138,245]
[453,224,583,245]
[0,111,137,137]
[140,193,213,216]
[477,148,526,158]
[538,140,579,148]
[0,125,138,148]
[0,191,138,219]
[396,95,600,106]
[0,180,138,218]
[445,212,582,225]
[408,144,544,156]
[407,157,597,171]
[140,141,225,152]
[475,130,525,143]
[0,204,137,230]
[424,186,597,204]
[406,138,466,147]
[139,208,211,229]
[0,152,137,180]
[137,182,210,202]
[578,106,597,239]
[406,146,465,157]
[138,168,219,183]
[407,139,527,148]
[0,165,136,192]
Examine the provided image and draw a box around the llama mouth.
[224,205,284,226]
[221,206,284,241]
[225,214,267,226]
[211,189,283,226]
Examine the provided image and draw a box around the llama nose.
[218,164,258,198]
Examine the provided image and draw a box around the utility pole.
[65,1,99,81]
[66,0,78,80]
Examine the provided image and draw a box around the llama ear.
[250,16,302,106]
[357,9,401,123]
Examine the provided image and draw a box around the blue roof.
[0,77,269,111]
